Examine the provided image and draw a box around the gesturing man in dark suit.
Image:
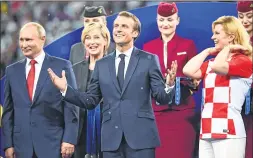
[2,22,79,158]
[48,11,177,158]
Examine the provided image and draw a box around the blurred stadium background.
[0,1,164,78]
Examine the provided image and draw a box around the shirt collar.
[115,47,134,59]
[26,50,46,66]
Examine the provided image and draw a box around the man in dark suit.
[69,5,115,65]
[48,11,177,158]
[2,22,79,158]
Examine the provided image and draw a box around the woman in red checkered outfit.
[237,2,253,158]
[183,16,252,158]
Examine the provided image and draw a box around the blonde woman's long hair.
[212,16,252,60]
[81,23,111,55]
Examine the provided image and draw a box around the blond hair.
[212,16,252,59]
[81,23,110,54]
[20,22,46,38]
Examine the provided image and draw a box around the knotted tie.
[117,54,126,90]
[27,59,37,101]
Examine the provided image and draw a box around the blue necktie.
[175,77,181,105]
[245,89,251,115]
[118,54,125,90]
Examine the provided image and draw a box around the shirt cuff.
[164,84,175,94]
[61,85,68,97]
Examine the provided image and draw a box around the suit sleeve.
[62,61,79,145]
[149,55,175,105]
[2,67,14,150]
[64,61,102,110]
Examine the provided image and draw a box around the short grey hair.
[20,22,46,38]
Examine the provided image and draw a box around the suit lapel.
[81,60,89,91]
[17,59,32,104]
[32,54,50,105]
[108,52,121,93]
[121,47,139,95]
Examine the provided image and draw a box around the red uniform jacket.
[143,34,197,111]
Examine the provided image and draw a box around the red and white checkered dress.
[200,54,252,139]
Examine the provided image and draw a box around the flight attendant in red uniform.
[143,2,199,158]
[237,1,253,158]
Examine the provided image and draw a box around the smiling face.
[83,28,107,56]
[113,15,138,46]
[211,24,234,51]
[238,10,253,36]
[19,25,45,59]
[157,13,179,36]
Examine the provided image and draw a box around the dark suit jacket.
[2,54,79,158]
[73,60,90,92]
[72,59,89,158]
[69,42,115,65]
[64,47,175,151]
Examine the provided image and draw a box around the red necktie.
[27,59,37,101]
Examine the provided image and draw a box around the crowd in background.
[0,1,232,78]
[0,1,162,78]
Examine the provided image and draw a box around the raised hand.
[47,68,67,92]
[166,60,178,86]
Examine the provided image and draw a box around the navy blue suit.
[2,54,79,158]
[64,48,175,157]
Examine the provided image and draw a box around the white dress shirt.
[25,51,46,100]
[115,47,133,79]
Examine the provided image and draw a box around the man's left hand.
[166,60,178,86]
[61,142,75,158]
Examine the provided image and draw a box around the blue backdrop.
[0,2,237,156]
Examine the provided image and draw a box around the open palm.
[47,68,67,92]
[166,60,178,86]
